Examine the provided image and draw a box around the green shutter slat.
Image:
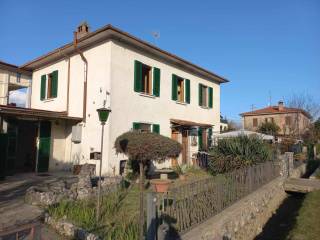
[51,70,58,98]
[133,122,140,130]
[185,79,190,104]
[172,74,178,101]
[152,124,160,134]
[209,87,213,108]
[198,84,202,106]
[40,75,47,100]
[153,67,160,97]
[134,60,142,92]
[198,128,203,150]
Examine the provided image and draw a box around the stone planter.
[150,179,171,193]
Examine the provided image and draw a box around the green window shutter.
[198,84,203,106]
[51,70,58,98]
[133,122,140,130]
[134,60,142,92]
[185,79,190,104]
[40,74,47,100]
[208,87,213,108]
[152,124,160,134]
[153,67,160,97]
[198,128,203,150]
[172,74,178,101]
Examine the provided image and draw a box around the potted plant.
[174,164,189,181]
[114,131,181,239]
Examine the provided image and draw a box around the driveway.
[0,172,72,239]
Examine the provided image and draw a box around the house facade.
[0,23,228,176]
[240,101,311,137]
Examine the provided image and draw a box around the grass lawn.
[286,190,320,240]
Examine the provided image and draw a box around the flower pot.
[150,179,171,193]
[73,164,82,175]
[179,174,186,181]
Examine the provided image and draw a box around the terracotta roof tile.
[240,106,311,119]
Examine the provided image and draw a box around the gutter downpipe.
[73,32,88,123]
[58,49,71,115]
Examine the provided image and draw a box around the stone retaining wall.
[182,161,306,240]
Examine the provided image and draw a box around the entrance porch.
[170,118,213,167]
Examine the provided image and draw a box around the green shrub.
[208,135,274,174]
[258,121,280,136]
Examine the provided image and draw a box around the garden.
[46,132,280,239]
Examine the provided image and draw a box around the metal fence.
[153,160,280,235]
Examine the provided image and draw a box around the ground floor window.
[132,122,160,134]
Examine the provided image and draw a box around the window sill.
[42,98,55,103]
[200,106,210,109]
[139,93,156,99]
[176,101,187,106]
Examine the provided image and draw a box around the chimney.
[278,100,284,111]
[75,22,90,40]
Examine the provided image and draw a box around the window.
[47,73,53,99]
[40,70,58,100]
[285,116,292,126]
[270,117,274,123]
[177,76,184,102]
[16,73,21,83]
[134,60,160,97]
[133,122,160,134]
[141,64,152,94]
[253,118,258,127]
[172,74,190,103]
[199,84,213,108]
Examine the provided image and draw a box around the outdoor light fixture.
[96,103,111,221]
[97,107,111,124]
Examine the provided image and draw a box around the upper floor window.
[172,74,190,104]
[253,118,258,127]
[199,84,213,108]
[16,73,21,83]
[40,70,58,100]
[134,60,160,97]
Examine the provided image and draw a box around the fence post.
[146,192,157,240]
[285,152,294,176]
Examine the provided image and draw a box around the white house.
[0,23,229,176]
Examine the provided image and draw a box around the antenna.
[250,104,255,111]
[268,90,272,106]
[151,31,160,45]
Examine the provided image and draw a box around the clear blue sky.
[1,0,319,121]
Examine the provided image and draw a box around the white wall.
[106,40,220,174]
[31,39,221,175]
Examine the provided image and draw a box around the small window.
[141,64,152,95]
[201,85,208,107]
[177,76,185,102]
[285,116,292,126]
[253,118,258,127]
[47,73,53,99]
[199,84,213,108]
[16,73,21,83]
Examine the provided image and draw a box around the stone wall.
[182,156,306,240]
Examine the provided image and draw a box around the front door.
[182,130,188,164]
[171,130,179,167]
[37,121,51,173]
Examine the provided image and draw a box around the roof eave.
[21,25,229,84]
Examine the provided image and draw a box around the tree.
[258,121,280,136]
[114,131,181,239]
[286,93,320,120]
